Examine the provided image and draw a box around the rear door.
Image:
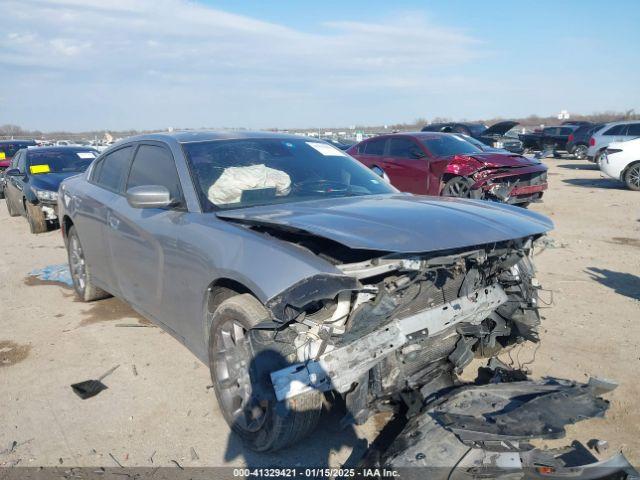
[105,142,186,325]
[382,136,430,194]
[353,137,388,174]
[75,145,134,293]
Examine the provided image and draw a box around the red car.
[346,132,548,206]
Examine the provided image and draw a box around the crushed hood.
[482,120,519,137]
[464,152,543,168]
[216,194,553,253]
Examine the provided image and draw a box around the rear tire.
[66,226,111,301]
[25,202,48,234]
[623,162,640,191]
[574,144,588,160]
[208,294,323,452]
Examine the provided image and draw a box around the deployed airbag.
[208,164,291,205]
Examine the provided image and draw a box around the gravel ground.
[0,158,638,468]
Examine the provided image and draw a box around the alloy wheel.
[574,145,588,160]
[627,164,640,190]
[212,319,267,433]
[443,178,472,197]
[69,235,87,292]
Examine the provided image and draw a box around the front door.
[105,143,186,328]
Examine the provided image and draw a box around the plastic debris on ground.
[28,264,73,287]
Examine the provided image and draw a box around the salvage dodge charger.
[58,132,635,476]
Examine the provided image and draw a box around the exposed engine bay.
[258,235,542,417]
[238,229,636,477]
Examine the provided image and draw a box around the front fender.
[444,157,484,177]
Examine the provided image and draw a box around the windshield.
[28,150,97,174]
[421,135,483,157]
[182,138,397,210]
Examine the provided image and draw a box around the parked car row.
[2,146,98,232]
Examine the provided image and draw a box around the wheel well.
[441,173,458,183]
[62,215,74,239]
[206,278,252,315]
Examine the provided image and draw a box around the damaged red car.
[347,132,548,206]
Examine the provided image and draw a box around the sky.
[1,0,639,132]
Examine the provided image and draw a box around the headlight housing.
[33,187,58,202]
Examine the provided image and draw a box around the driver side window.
[126,144,184,207]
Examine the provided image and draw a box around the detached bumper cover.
[378,378,638,479]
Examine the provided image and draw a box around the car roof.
[362,132,450,140]
[25,146,98,154]
[118,130,310,145]
[0,139,36,145]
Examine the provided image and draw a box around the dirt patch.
[608,237,640,249]
[0,341,31,367]
[23,276,72,290]
[78,298,150,327]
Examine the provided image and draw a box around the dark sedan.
[0,139,36,199]
[421,121,524,154]
[347,132,548,206]
[4,146,98,233]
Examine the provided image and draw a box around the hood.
[216,194,553,253]
[482,121,519,137]
[30,172,82,191]
[464,152,542,168]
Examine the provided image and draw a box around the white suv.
[600,137,640,191]
[587,121,640,163]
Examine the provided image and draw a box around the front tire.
[25,202,48,234]
[208,294,323,452]
[66,226,111,301]
[441,176,474,198]
[624,162,640,191]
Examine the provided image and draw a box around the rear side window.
[17,151,27,172]
[389,138,419,158]
[626,124,640,136]
[543,127,557,135]
[93,146,132,192]
[559,127,574,135]
[363,138,386,155]
[126,145,183,202]
[602,124,626,136]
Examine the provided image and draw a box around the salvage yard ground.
[1,159,639,468]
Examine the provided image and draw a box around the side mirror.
[5,168,21,176]
[126,185,171,209]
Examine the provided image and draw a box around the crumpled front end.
[472,165,549,205]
